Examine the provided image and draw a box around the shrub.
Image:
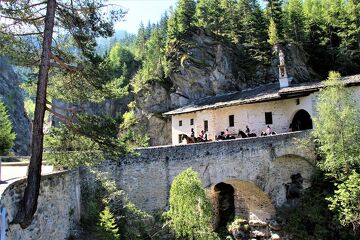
[0,100,16,155]
[164,167,219,240]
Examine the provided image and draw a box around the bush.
[164,167,219,240]
[0,100,16,155]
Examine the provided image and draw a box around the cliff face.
[134,29,318,146]
[0,58,31,155]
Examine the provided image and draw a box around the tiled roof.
[164,74,360,116]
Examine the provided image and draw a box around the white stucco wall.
[170,86,360,145]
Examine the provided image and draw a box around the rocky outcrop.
[134,28,318,146]
[0,58,31,154]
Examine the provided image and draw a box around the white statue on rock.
[278,49,289,88]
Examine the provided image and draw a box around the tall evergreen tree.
[266,0,284,41]
[195,0,222,33]
[237,0,269,61]
[338,0,360,73]
[0,0,124,228]
[175,0,196,34]
[135,22,146,60]
[283,0,305,43]
[219,0,238,40]
[0,101,16,155]
[268,18,280,46]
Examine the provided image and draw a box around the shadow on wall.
[209,180,276,230]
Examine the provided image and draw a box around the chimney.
[278,49,289,88]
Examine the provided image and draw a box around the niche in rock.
[212,182,235,231]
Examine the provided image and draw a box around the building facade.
[164,75,360,145]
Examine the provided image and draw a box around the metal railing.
[0,208,6,240]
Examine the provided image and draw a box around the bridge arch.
[209,179,275,229]
[266,154,315,206]
[291,109,313,131]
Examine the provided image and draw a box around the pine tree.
[219,0,238,40]
[338,0,360,73]
[266,0,284,41]
[0,101,16,155]
[237,0,269,61]
[176,0,196,34]
[195,0,222,33]
[283,0,305,43]
[135,22,146,60]
[268,18,280,46]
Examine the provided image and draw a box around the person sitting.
[190,128,195,142]
[245,125,250,135]
[266,125,272,135]
[190,128,195,137]
[199,130,205,141]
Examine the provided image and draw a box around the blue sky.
[109,0,178,34]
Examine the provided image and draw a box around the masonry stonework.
[81,131,316,220]
[0,171,80,240]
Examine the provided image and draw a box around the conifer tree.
[219,0,238,40]
[135,22,146,60]
[176,0,196,34]
[268,18,280,46]
[0,101,16,155]
[237,0,269,61]
[283,0,305,43]
[195,0,222,33]
[266,0,284,41]
[0,0,124,228]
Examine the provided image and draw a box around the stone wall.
[81,131,315,214]
[0,171,80,240]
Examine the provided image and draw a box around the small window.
[179,120,182,126]
[178,134,183,143]
[229,115,234,127]
[204,120,208,132]
[190,118,194,125]
[296,98,300,105]
[265,112,273,124]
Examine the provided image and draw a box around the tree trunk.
[13,0,56,229]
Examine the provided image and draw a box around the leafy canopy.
[164,167,219,240]
[0,101,16,155]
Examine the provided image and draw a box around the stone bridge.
[82,131,316,223]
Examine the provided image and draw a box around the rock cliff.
[133,28,318,146]
[0,58,31,155]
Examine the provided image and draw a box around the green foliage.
[313,71,360,177]
[283,0,305,43]
[280,180,353,240]
[82,170,153,240]
[195,0,222,33]
[97,206,120,240]
[0,101,16,155]
[266,0,284,40]
[328,171,360,230]
[43,124,104,169]
[132,26,166,93]
[268,18,279,46]
[313,71,360,232]
[164,167,219,240]
[176,0,196,34]
[24,98,35,121]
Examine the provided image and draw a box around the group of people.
[189,125,276,143]
[190,128,208,142]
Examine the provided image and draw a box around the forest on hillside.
[113,0,360,93]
